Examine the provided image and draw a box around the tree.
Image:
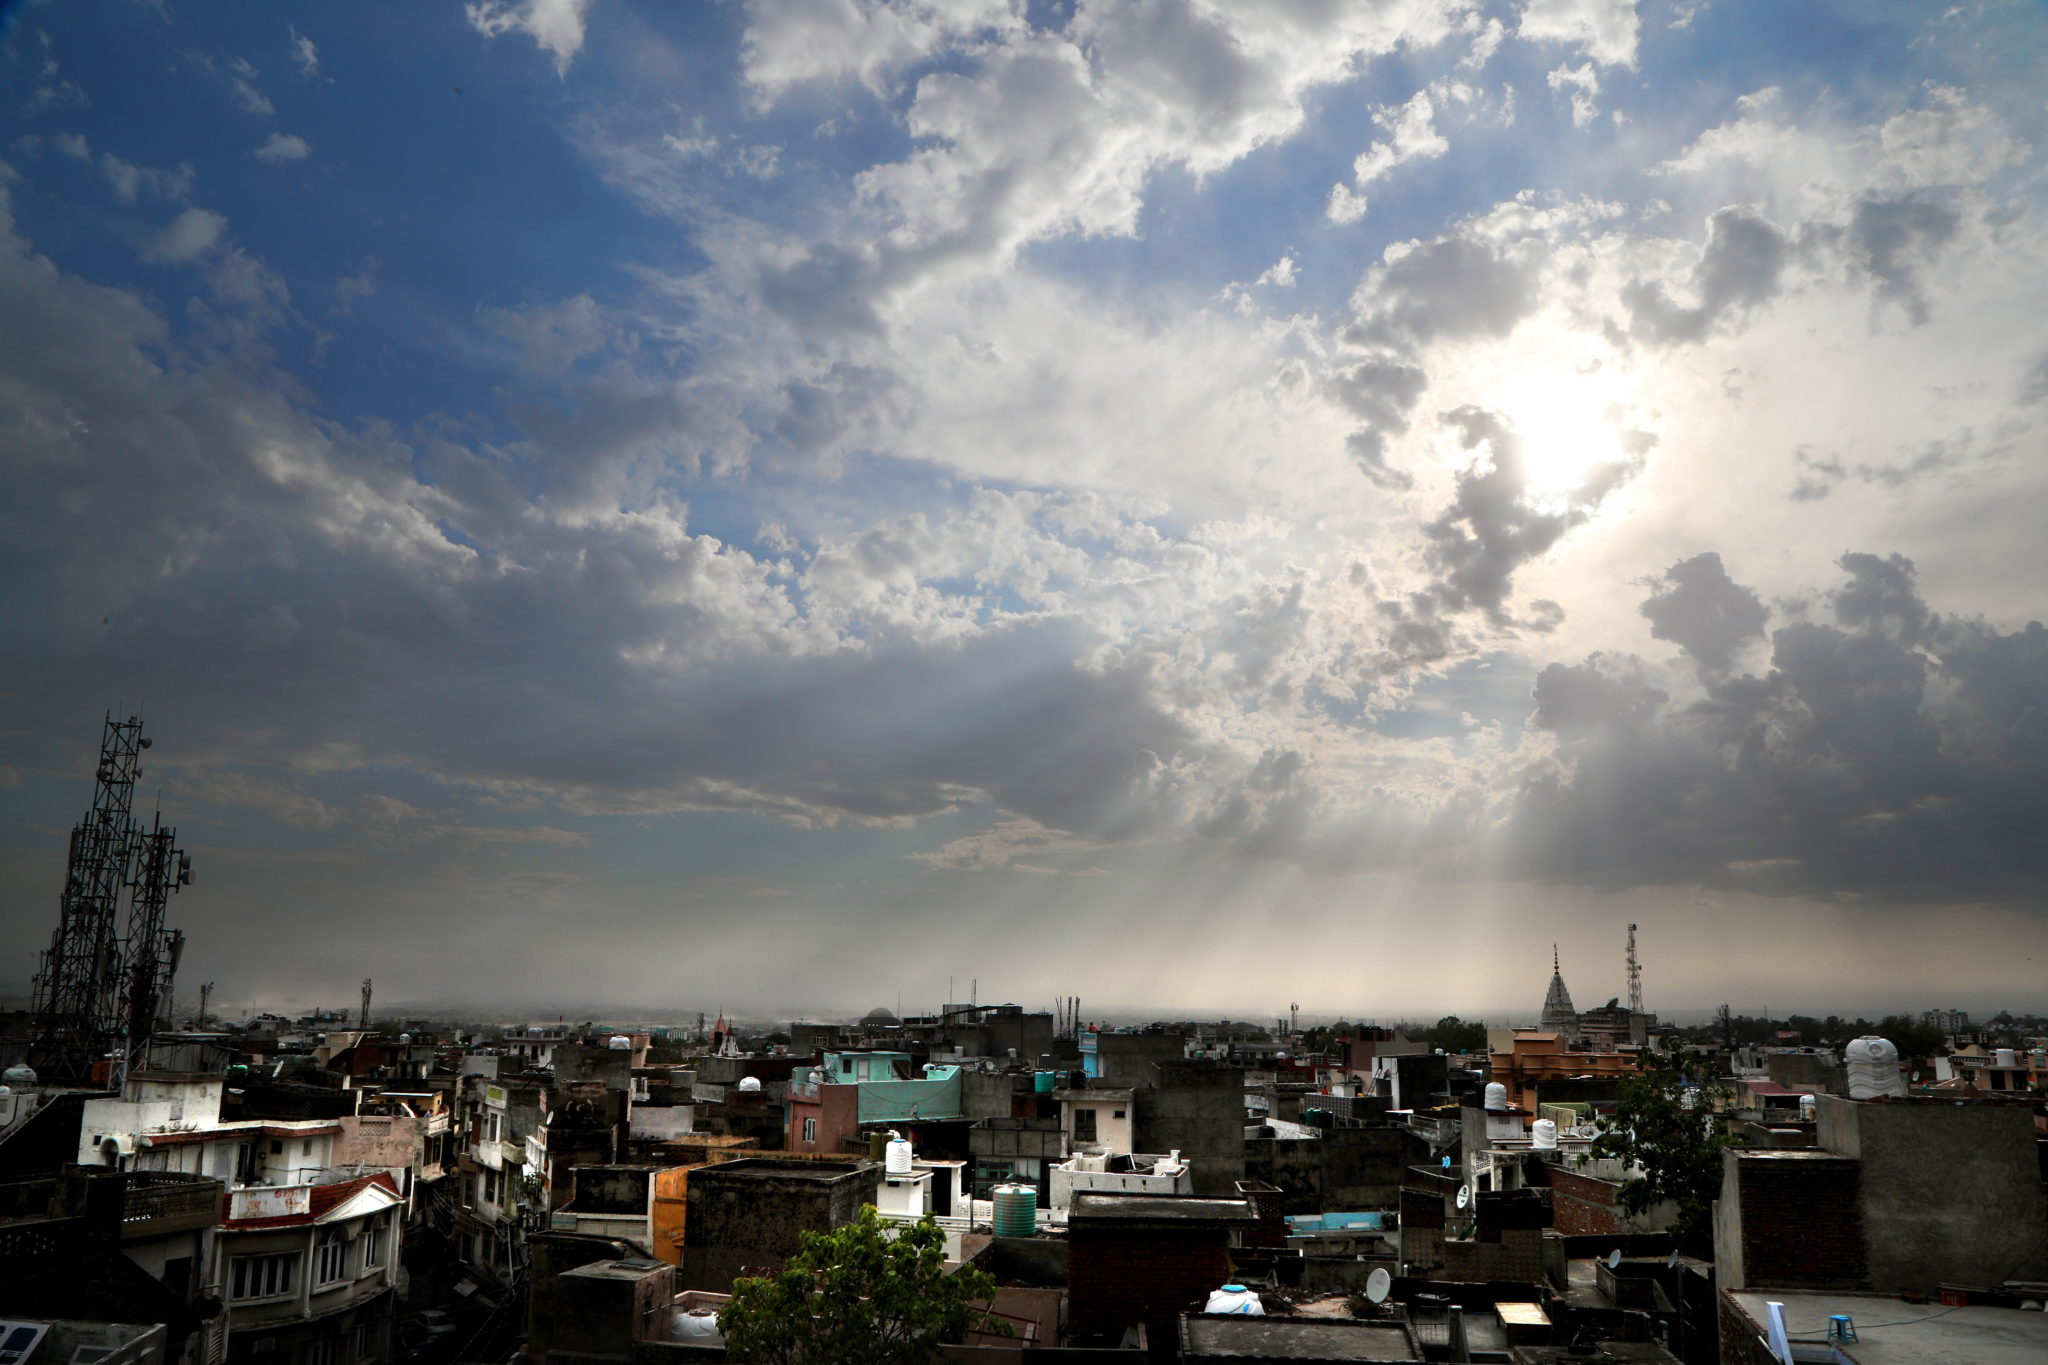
[1423,1016,1487,1054]
[1584,1039,1736,1256]
[718,1207,1006,1364]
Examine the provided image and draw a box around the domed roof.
[862,1006,900,1025]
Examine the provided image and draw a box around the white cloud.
[227,57,274,116]
[1327,181,1369,224]
[145,207,228,263]
[1517,0,1640,68]
[289,27,321,79]
[1255,255,1297,288]
[253,133,311,163]
[1546,61,1601,128]
[466,0,595,75]
[1341,89,1452,209]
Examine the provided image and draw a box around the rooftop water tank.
[1845,1037,1906,1100]
[1799,1094,1817,1122]
[607,1036,633,1051]
[992,1184,1037,1238]
[1531,1118,1558,1149]
[737,1076,763,1093]
[672,1309,723,1344]
[1,1064,35,1088]
[397,1033,413,1044]
[1995,1048,2018,1068]
[1484,1082,1508,1110]
[885,1131,914,1174]
[1205,1285,1265,1316]
[1033,1071,1056,1094]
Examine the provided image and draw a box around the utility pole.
[359,978,373,1031]
[199,981,215,1026]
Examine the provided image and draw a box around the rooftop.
[1181,1315,1421,1361]
[1731,1290,2048,1365]
[1068,1193,1256,1226]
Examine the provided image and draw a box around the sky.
[2,0,2045,1025]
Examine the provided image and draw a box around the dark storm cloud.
[1333,356,1427,491]
[1624,206,1788,345]
[1503,552,2048,905]
[1412,406,1638,630]
[1638,551,1768,672]
[1845,195,1960,326]
[0,191,1192,849]
[1348,235,1537,349]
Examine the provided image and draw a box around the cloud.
[1349,233,1539,348]
[1517,0,1641,68]
[467,0,595,75]
[1329,88,1452,222]
[227,57,273,116]
[1546,62,1600,128]
[1624,205,1787,344]
[1504,553,2048,905]
[252,133,311,164]
[145,207,229,263]
[289,27,321,80]
[1638,551,1767,672]
[1845,195,1959,326]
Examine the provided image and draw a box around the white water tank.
[1531,1119,1558,1149]
[607,1035,633,1051]
[1205,1285,1264,1316]
[1484,1082,1508,1110]
[1,1064,34,1088]
[1845,1037,1906,1100]
[737,1076,763,1093]
[1799,1094,1817,1122]
[672,1309,723,1343]
[1996,1048,2018,1068]
[885,1131,914,1174]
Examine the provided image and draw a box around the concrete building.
[1715,1093,2048,1297]
[680,1157,880,1292]
[214,1172,403,1365]
[1048,1150,1191,1214]
[1065,1192,1257,1350]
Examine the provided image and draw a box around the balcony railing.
[121,1171,225,1239]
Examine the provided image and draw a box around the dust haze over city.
[4,0,2048,1030]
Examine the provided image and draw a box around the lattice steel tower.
[1626,922,1643,1015]
[29,713,192,1083]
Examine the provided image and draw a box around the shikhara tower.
[1540,944,1581,1042]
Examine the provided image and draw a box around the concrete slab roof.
[1731,1290,2048,1364]
[1069,1193,1256,1225]
[1181,1315,1420,1361]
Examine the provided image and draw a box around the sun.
[1486,367,1641,510]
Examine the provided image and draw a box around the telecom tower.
[29,713,193,1084]
[1626,923,1642,1015]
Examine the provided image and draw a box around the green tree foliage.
[1585,1040,1737,1256]
[1422,1016,1488,1053]
[1876,1014,1947,1062]
[718,1206,1005,1364]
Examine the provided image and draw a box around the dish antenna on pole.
[1607,1248,1624,1270]
[1455,1184,1472,1210]
[1365,1267,1392,1304]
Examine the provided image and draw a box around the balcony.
[120,1171,225,1240]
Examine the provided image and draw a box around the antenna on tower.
[199,981,214,1027]
[1626,923,1642,1014]
[359,978,372,1031]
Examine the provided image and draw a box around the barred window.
[230,1252,297,1300]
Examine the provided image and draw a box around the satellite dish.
[1365,1268,1392,1304]
[1455,1184,1472,1210]
[1607,1248,1623,1270]
[1667,1250,1680,1269]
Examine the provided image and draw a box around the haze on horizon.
[3,1,2045,1021]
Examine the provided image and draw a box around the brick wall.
[1732,1155,1866,1290]
[1067,1227,1232,1344]
[1718,1292,1784,1365]
[1549,1166,1622,1236]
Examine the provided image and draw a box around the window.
[269,1140,284,1155]
[301,1138,314,1157]
[801,1117,817,1144]
[361,1218,384,1270]
[355,1321,379,1361]
[314,1230,348,1284]
[1112,1109,1126,1120]
[305,1337,337,1365]
[230,1252,297,1300]
[1073,1108,1097,1143]
[486,1111,501,1144]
